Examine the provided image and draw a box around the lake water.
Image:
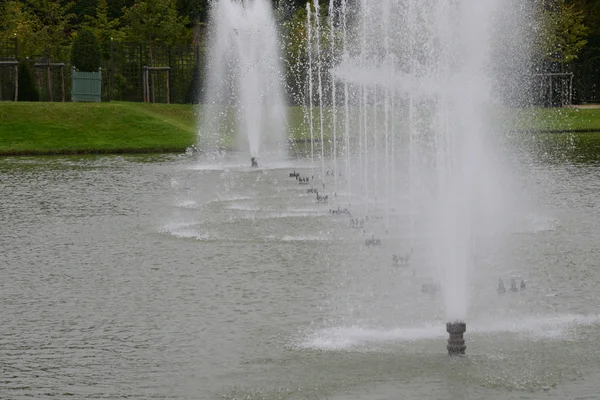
[1,137,599,399]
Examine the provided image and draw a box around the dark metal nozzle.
[446,321,466,355]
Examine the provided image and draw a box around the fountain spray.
[200,0,286,164]
[322,0,520,355]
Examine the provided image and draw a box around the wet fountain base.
[446,322,466,355]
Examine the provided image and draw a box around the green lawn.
[497,107,600,132]
[0,102,197,155]
[1,101,600,156]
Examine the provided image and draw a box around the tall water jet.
[322,0,526,354]
[341,0,350,195]
[306,3,315,168]
[313,0,326,183]
[200,0,287,164]
[329,0,337,192]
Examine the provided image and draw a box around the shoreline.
[1,129,599,157]
[0,148,189,157]
[2,102,600,157]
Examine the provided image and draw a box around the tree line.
[0,0,598,103]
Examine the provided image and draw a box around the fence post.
[61,65,65,102]
[35,67,41,99]
[47,58,53,102]
[109,38,114,102]
[140,44,144,102]
[146,68,151,103]
[166,70,170,104]
[168,45,172,104]
[569,74,573,107]
[15,63,19,102]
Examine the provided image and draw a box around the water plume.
[309,0,531,322]
[200,0,287,162]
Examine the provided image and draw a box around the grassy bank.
[2,102,600,156]
[0,102,197,156]
[499,107,600,132]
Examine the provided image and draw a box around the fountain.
[200,0,287,163]
[303,0,526,354]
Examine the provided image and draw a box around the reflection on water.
[0,139,599,399]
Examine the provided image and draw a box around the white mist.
[201,0,287,163]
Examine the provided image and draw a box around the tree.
[280,3,340,106]
[107,0,135,20]
[121,0,189,103]
[535,0,588,68]
[11,0,76,60]
[0,1,33,47]
[83,0,124,59]
[17,61,39,101]
[176,0,208,24]
[70,0,98,27]
[282,6,309,105]
[120,0,190,49]
[71,29,101,72]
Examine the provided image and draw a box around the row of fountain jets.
[207,0,532,356]
[285,166,530,356]
[285,167,470,354]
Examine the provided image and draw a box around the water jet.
[303,0,526,356]
[200,0,286,161]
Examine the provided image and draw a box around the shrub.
[185,65,202,104]
[18,62,39,102]
[71,29,101,72]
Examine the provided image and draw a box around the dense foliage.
[0,0,589,61]
[0,0,598,102]
[17,62,39,101]
[71,29,101,72]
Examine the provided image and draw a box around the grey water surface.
[1,146,600,399]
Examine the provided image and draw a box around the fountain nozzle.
[251,157,258,168]
[446,321,466,355]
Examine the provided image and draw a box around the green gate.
[71,68,101,102]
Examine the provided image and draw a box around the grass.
[0,102,197,156]
[497,107,600,132]
[2,101,600,156]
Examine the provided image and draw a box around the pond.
[1,136,599,399]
